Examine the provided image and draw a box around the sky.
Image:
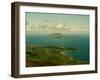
[25,12,89,33]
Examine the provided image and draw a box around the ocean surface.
[26,33,89,62]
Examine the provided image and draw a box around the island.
[26,44,88,67]
[49,33,64,39]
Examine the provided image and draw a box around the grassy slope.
[26,45,88,67]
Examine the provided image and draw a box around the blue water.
[26,33,89,61]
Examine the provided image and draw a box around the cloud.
[26,22,89,33]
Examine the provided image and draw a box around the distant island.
[49,33,64,39]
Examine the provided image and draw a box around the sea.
[26,32,89,62]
